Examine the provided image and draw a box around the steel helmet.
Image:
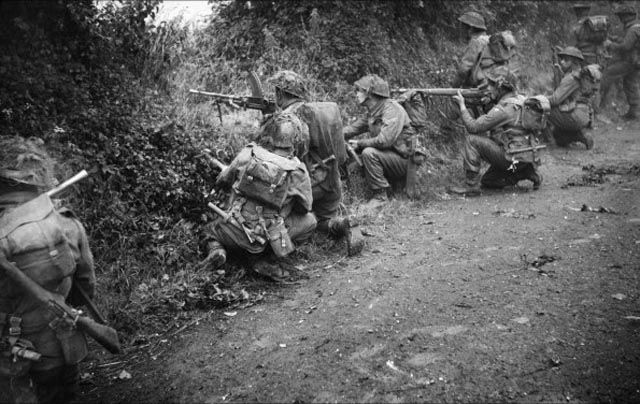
[614,5,637,16]
[558,46,585,61]
[485,65,519,91]
[260,111,307,156]
[268,70,309,99]
[458,11,487,30]
[582,64,602,81]
[0,136,55,190]
[354,74,390,98]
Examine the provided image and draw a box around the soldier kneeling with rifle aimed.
[0,137,120,404]
[448,66,549,197]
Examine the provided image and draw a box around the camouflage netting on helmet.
[268,70,309,100]
[354,74,390,98]
[0,136,55,190]
[258,112,308,158]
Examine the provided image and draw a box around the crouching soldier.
[343,74,417,209]
[266,70,363,256]
[0,137,96,404]
[448,66,549,196]
[200,113,317,280]
[548,47,601,149]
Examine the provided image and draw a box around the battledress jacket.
[343,98,416,158]
[459,91,522,138]
[0,195,96,372]
[609,19,640,63]
[547,69,591,131]
[454,32,490,87]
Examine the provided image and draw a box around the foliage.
[0,0,608,340]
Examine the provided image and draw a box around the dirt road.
[79,121,640,403]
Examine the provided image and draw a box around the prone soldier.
[0,137,97,404]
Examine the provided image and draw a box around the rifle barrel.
[394,88,483,97]
[46,170,88,198]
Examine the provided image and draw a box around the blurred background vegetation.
[0,0,619,341]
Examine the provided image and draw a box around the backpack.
[395,89,429,129]
[235,145,300,210]
[517,96,550,131]
[487,31,516,64]
[580,16,609,44]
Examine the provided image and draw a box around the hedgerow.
[2,0,604,340]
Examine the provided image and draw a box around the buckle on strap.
[9,316,22,336]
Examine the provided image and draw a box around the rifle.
[391,87,486,99]
[346,142,363,167]
[551,46,563,90]
[0,170,122,354]
[189,89,277,124]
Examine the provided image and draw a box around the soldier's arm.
[357,102,405,150]
[460,104,511,134]
[64,217,96,304]
[548,75,581,107]
[343,116,369,140]
[609,26,640,52]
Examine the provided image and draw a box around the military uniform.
[206,143,316,261]
[343,97,416,194]
[458,92,544,190]
[548,64,599,149]
[601,9,640,117]
[0,138,96,404]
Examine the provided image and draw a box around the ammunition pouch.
[267,217,295,258]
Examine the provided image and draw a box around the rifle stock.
[0,253,122,354]
[346,144,363,167]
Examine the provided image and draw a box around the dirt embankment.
[79,121,640,404]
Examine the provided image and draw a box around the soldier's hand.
[603,39,613,49]
[452,89,465,108]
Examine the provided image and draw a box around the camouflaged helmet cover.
[268,70,309,100]
[525,95,551,114]
[614,5,637,16]
[0,136,55,189]
[354,74,390,98]
[458,11,487,30]
[260,111,308,156]
[558,46,585,61]
[485,65,519,91]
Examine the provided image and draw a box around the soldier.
[343,74,417,209]
[569,3,610,66]
[548,47,600,149]
[200,113,317,281]
[568,3,609,121]
[265,70,363,256]
[448,67,547,196]
[453,11,490,88]
[601,5,640,120]
[0,137,96,404]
